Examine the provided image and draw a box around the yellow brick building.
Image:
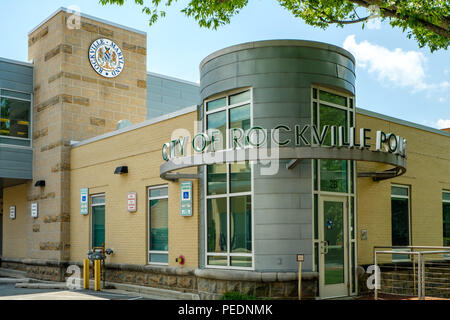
[1,8,449,300]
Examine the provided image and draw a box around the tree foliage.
[99,0,450,52]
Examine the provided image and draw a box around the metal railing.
[374,246,450,300]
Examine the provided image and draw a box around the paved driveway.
[0,283,151,300]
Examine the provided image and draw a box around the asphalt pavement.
[0,283,152,300]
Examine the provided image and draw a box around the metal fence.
[374,246,450,300]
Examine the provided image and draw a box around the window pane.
[207,198,227,253]
[0,97,31,139]
[313,159,318,190]
[443,192,450,202]
[320,90,347,107]
[314,242,319,272]
[391,198,409,246]
[231,256,252,268]
[444,203,450,222]
[207,256,227,266]
[207,164,227,195]
[230,195,252,254]
[207,111,226,151]
[313,102,318,127]
[92,204,105,248]
[319,104,347,146]
[150,187,168,198]
[229,104,250,148]
[149,253,168,264]
[229,90,250,105]
[444,203,450,246]
[149,198,168,251]
[313,88,318,100]
[314,194,318,239]
[320,160,348,193]
[392,186,409,197]
[91,196,105,205]
[207,97,226,111]
[230,162,251,193]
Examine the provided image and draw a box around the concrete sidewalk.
[0,268,199,300]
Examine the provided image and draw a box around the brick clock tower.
[26,8,147,279]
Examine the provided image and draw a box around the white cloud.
[343,35,450,103]
[436,119,450,129]
[343,35,429,91]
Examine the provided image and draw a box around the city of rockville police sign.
[159,124,408,181]
[89,38,125,78]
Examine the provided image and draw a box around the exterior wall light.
[34,180,46,187]
[114,166,128,175]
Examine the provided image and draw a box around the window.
[311,87,357,294]
[0,89,31,145]
[391,185,410,247]
[312,88,355,194]
[91,195,105,248]
[204,89,253,269]
[148,186,169,264]
[443,191,450,246]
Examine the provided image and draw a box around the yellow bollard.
[94,260,101,291]
[83,259,90,289]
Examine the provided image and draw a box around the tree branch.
[347,0,450,39]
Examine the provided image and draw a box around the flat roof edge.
[200,39,356,70]
[0,57,34,68]
[147,71,200,87]
[29,7,147,36]
[71,105,198,148]
[356,107,450,138]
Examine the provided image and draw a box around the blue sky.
[0,0,448,129]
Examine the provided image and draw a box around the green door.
[91,195,105,248]
[319,196,348,298]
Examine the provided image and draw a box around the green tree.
[99,0,449,52]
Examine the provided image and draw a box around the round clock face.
[88,38,125,78]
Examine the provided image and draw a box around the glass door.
[319,196,348,298]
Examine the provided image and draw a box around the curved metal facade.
[199,40,356,272]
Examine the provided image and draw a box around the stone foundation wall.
[0,257,68,281]
[1,258,318,300]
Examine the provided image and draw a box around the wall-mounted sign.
[127,192,137,213]
[88,38,125,78]
[161,125,407,161]
[9,206,16,220]
[31,202,38,219]
[361,229,368,240]
[80,188,89,215]
[180,181,193,217]
[297,254,304,262]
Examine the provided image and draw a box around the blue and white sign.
[80,188,89,215]
[180,181,193,217]
[88,38,125,78]
[31,202,38,219]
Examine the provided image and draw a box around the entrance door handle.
[320,241,329,254]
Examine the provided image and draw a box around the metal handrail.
[374,248,450,300]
